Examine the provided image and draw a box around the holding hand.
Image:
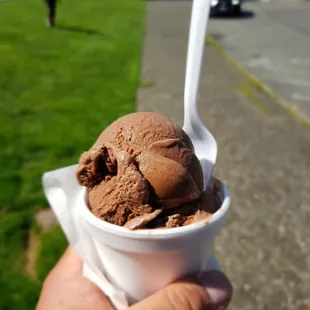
[37,246,232,310]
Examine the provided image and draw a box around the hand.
[36,246,232,310]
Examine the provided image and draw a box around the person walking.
[44,0,58,28]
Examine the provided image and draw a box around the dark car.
[210,0,242,16]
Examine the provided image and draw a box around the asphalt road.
[209,0,310,119]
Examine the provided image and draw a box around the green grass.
[36,225,68,283]
[0,0,146,308]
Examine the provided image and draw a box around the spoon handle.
[184,0,212,128]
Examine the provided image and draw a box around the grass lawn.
[0,0,146,308]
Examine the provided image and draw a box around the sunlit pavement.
[139,1,310,309]
[209,0,310,119]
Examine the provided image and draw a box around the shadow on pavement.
[56,25,105,36]
[148,1,255,20]
[211,10,255,19]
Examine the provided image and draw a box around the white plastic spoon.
[183,0,217,189]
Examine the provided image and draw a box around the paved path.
[138,1,310,309]
[209,0,310,119]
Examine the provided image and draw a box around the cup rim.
[79,184,230,239]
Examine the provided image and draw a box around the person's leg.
[49,0,57,27]
[46,0,57,27]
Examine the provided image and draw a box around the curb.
[206,36,310,130]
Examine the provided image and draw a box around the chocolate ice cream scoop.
[77,112,219,229]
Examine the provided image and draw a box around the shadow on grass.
[56,25,105,36]
[211,10,255,19]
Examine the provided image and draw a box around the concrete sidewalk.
[137,2,310,310]
[209,0,310,119]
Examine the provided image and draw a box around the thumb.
[130,270,232,310]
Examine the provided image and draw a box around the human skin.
[36,246,232,310]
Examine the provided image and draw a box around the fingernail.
[198,270,233,310]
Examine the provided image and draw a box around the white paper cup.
[78,185,230,303]
[43,165,230,308]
